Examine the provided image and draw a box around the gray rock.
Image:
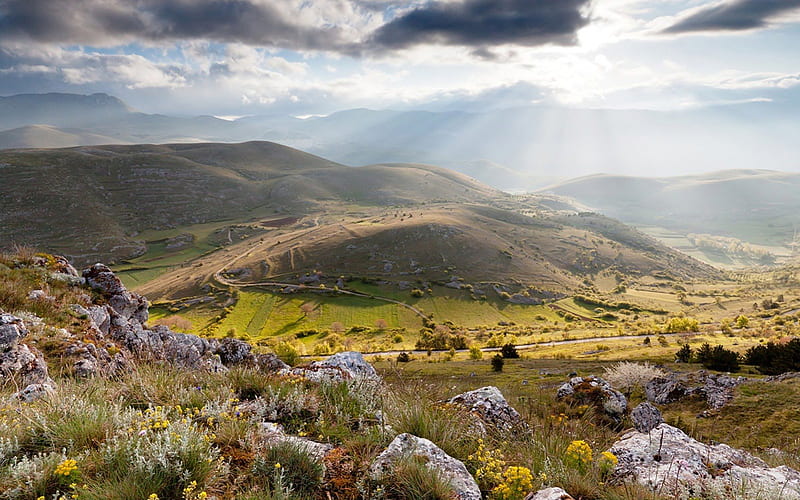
[630,402,663,433]
[215,338,252,366]
[446,386,527,432]
[83,264,148,323]
[703,374,746,410]
[294,351,379,382]
[254,353,291,373]
[610,423,800,499]
[507,294,543,305]
[645,373,745,410]
[0,313,27,352]
[258,422,333,461]
[524,487,575,500]
[370,433,480,500]
[557,375,627,425]
[11,382,55,403]
[645,376,691,404]
[28,289,54,301]
[0,343,51,387]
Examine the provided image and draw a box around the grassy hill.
[0,142,497,264]
[542,170,800,267]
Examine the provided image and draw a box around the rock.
[254,353,290,373]
[524,487,575,500]
[507,294,543,305]
[703,374,745,410]
[557,376,627,425]
[645,376,692,405]
[215,338,252,366]
[28,289,54,301]
[164,233,195,250]
[259,422,333,461]
[294,351,379,382]
[610,423,800,499]
[0,313,27,352]
[83,264,148,323]
[630,402,662,433]
[446,386,527,432]
[11,382,55,403]
[370,433,481,500]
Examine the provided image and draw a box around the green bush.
[491,355,504,372]
[252,442,323,496]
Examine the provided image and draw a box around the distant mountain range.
[1,92,798,191]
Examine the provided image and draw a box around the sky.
[1,0,799,116]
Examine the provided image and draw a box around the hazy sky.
[1,0,799,116]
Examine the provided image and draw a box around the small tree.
[735,315,750,328]
[675,344,692,363]
[491,354,504,372]
[397,352,411,363]
[501,343,519,359]
[469,345,483,361]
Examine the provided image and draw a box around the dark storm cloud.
[369,0,592,50]
[0,0,350,51]
[663,0,800,34]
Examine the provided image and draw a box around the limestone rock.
[524,487,575,500]
[215,338,252,365]
[610,423,800,499]
[645,372,745,410]
[11,382,55,403]
[294,351,379,382]
[630,402,662,433]
[254,353,290,373]
[446,386,527,432]
[370,433,481,500]
[0,313,27,352]
[645,376,691,404]
[83,263,148,323]
[557,376,627,425]
[259,422,333,461]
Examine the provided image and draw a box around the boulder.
[557,376,627,425]
[630,402,662,433]
[294,351,379,383]
[369,433,480,500]
[83,263,148,323]
[645,372,745,410]
[0,313,27,352]
[446,386,527,432]
[1,342,55,402]
[254,353,290,373]
[524,487,574,500]
[259,422,333,461]
[610,423,800,499]
[215,338,252,365]
[645,376,692,405]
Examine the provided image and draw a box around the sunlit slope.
[0,142,499,264]
[543,170,800,252]
[138,205,720,301]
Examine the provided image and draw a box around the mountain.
[542,169,800,266]
[2,93,799,191]
[0,125,126,149]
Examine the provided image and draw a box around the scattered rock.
[610,423,800,499]
[164,233,195,250]
[557,376,627,425]
[28,289,54,301]
[370,433,481,500]
[259,422,334,461]
[215,338,252,365]
[446,386,527,432]
[507,294,542,305]
[524,487,575,500]
[293,351,379,382]
[630,402,663,433]
[645,372,746,410]
[645,376,690,405]
[0,313,27,352]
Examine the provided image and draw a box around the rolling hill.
[542,170,800,267]
[0,142,499,264]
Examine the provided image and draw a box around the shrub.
[701,345,740,372]
[469,346,483,361]
[491,355,504,372]
[745,339,800,375]
[602,362,666,394]
[378,455,455,500]
[397,352,411,363]
[736,315,750,328]
[663,316,699,333]
[675,344,693,363]
[500,344,519,359]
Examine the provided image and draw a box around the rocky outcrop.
[645,372,745,410]
[293,351,380,383]
[524,487,574,500]
[259,422,333,461]
[610,423,800,499]
[446,386,527,432]
[370,433,481,500]
[630,402,662,433]
[83,264,148,324]
[0,313,55,401]
[557,376,627,426]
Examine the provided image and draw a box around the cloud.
[0,0,363,52]
[369,0,592,50]
[663,0,800,34]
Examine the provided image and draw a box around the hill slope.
[0,142,499,264]
[543,170,800,266]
